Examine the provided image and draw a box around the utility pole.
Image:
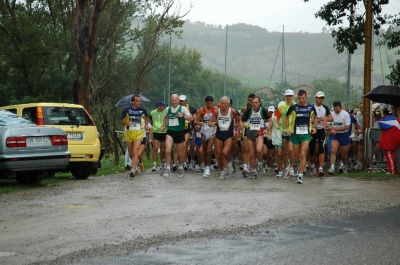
[363,0,373,170]
[224,25,228,96]
[168,35,171,101]
[280,26,285,101]
[346,50,351,104]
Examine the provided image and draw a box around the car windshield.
[44,107,93,126]
[0,110,36,126]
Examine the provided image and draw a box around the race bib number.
[296,124,308,135]
[195,131,202,138]
[203,121,210,130]
[129,122,141,131]
[250,123,261,130]
[168,117,179,127]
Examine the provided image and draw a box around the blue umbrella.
[115,94,150,107]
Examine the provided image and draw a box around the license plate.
[68,133,83,140]
[27,137,50,144]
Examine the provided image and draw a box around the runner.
[120,94,149,178]
[354,102,364,170]
[136,121,152,173]
[285,89,318,184]
[149,101,166,171]
[178,95,197,170]
[327,101,351,175]
[240,93,256,176]
[309,91,333,177]
[268,102,285,178]
[194,95,217,178]
[241,96,270,179]
[161,94,193,178]
[278,89,296,178]
[209,96,242,179]
[263,106,276,174]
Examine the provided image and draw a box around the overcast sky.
[182,0,400,33]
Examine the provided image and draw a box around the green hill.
[170,21,398,90]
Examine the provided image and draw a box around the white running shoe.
[162,169,171,177]
[178,168,184,178]
[250,170,258,179]
[219,168,228,179]
[203,167,211,178]
[227,161,234,174]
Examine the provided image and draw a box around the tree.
[130,0,187,94]
[304,0,390,54]
[380,15,400,85]
[0,0,75,105]
[66,0,111,112]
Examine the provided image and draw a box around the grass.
[0,152,157,195]
[346,170,400,180]
[2,154,399,194]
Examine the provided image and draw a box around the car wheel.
[46,170,57,178]
[71,163,93,180]
[91,167,98,175]
[16,172,46,185]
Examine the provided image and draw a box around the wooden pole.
[362,0,373,170]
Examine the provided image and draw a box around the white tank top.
[217,107,232,131]
[247,108,265,131]
[201,108,217,136]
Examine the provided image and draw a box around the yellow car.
[0,103,104,179]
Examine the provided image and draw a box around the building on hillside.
[294,84,314,98]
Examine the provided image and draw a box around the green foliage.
[0,0,75,104]
[380,15,400,85]
[307,0,390,54]
[313,78,361,109]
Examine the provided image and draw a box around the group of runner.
[121,90,367,183]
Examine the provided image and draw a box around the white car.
[0,110,71,184]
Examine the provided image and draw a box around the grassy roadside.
[0,154,155,194]
[1,158,399,194]
[346,170,400,180]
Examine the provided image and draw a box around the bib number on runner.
[129,122,141,131]
[168,117,179,127]
[296,124,308,135]
[250,123,261,130]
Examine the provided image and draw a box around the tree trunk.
[75,0,103,113]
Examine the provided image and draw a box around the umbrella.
[364,85,400,106]
[115,94,150,107]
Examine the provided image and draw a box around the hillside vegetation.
[170,22,398,90]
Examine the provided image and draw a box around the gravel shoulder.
[1,170,399,264]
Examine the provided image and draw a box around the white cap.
[268,106,275,112]
[372,103,380,111]
[284,89,294,96]
[315,91,325,98]
[179,95,187,101]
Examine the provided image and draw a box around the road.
[0,169,399,264]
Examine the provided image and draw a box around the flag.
[378,116,400,130]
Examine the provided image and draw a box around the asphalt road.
[0,169,399,264]
[77,207,400,265]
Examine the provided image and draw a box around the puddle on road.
[0,252,18,257]
[86,195,154,200]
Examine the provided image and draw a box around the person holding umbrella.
[120,94,149,178]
